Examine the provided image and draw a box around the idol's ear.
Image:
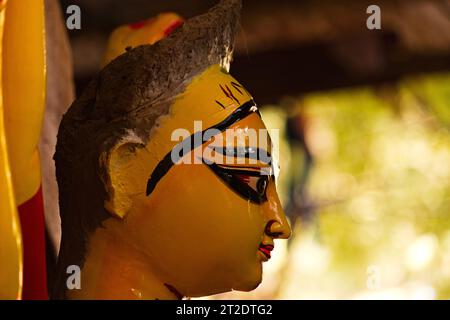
[101,131,146,219]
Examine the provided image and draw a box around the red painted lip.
[259,244,274,259]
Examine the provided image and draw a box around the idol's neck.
[66,221,183,300]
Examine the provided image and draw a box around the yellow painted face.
[106,64,291,297]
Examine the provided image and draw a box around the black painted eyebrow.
[206,146,272,164]
[146,99,259,196]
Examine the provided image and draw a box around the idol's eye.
[204,162,271,204]
[257,176,268,195]
[236,174,269,198]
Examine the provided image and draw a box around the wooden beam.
[232,34,450,104]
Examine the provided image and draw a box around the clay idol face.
[54,0,290,299]
[107,65,291,297]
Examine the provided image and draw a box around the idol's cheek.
[124,162,267,295]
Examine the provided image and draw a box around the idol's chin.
[233,262,263,292]
[187,261,263,297]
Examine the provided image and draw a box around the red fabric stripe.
[163,19,184,36]
[128,18,153,30]
[18,186,48,300]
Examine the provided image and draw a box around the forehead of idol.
[142,64,253,171]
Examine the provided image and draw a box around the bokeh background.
[60,0,450,299]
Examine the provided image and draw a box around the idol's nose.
[265,219,291,239]
[263,183,292,239]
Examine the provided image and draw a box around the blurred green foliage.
[282,72,450,299]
